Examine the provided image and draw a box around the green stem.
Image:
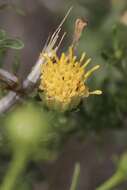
[70,163,80,190]
[96,171,125,190]
[1,149,28,190]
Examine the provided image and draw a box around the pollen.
[39,47,102,111]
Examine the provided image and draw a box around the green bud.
[5,103,49,152]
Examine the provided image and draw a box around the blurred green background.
[0,0,127,190]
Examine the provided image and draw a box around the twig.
[0,91,19,113]
[0,69,18,88]
[0,43,58,113]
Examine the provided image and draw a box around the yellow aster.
[39,47,102,111]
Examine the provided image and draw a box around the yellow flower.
[39,47,102,111]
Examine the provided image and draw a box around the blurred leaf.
[0,29,23,68]
[0,30,23,71]
[0,29,24,50]
[0,3,25,16]
[0,38,24,50]
[0,30,7,42]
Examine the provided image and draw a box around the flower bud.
[5,103,49,153]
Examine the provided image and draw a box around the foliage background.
[0,0,127,189]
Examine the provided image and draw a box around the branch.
[0,51,56,114]
[0,91,19,113]
[0,69,18,88]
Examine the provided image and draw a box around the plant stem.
[70,163,80,190]
[96,171,125,190]
[0,149,28,190]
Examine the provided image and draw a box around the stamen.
[73,56,77,62]
[60,53,66,64]
[84,65,100,80]
[80,52,86,63]
[89,90,102,95]
[82,58,91,68]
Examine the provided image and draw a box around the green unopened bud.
[5,103,49,152]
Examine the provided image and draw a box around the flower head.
[39,47,102,111]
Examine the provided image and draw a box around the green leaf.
[0,3,25,16]
[0,30,7,42]
[1,38,24,50]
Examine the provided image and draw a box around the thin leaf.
[0,3,25,16]
[1,38,24,50]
